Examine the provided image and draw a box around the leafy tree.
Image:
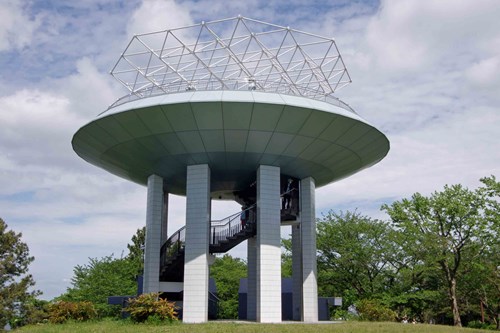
[316,211,395,301]
[59,255,138,317]
[281,237,292,278]
[459,176,500,329]
[0,218,39,329]
[126,227,145,275]
[382,179,498,327]
[58,226,148,318]
[209,254,247,319]
[9,297,49,328]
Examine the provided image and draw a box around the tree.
[126,227,145,275]
[316,211,395,301]
[382,179,497,327]
[481,176,500,330]
[58,227,147,318]
[209,254,247,319]
[59,255,138,317]
[0,218,39,329]
[281,237,292,278]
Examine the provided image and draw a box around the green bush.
[10,298,50,328]
[331,308,354,321]
[356,299,397,322]
[47,301,97,323]
[467,320,497,330]
[124,292,178,323]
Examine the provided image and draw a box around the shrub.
[467,320,497,330]
[48,301,97,323]
[10,298,50,328]
[125,292,178,323]
[356,299,397,322]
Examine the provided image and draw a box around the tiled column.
[161,187,169,245]
[301,177,318,322]
[256,165,281,322]
[292,224,302,321]
[143,174,163,293]
[247,236,257,320]
[183,164,211,323]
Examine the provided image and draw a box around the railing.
[210,204,256,247]
[160,204,257,270]
[159,226,185,271]
[104,83,356,115]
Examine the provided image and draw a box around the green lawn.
[16,320,494,333]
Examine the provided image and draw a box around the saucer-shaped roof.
[72,91,389,196]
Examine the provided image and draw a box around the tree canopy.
[316,210,395,299]
[126,226,145,275]
[311,176,499,328]
[209,254,247,319]
[58,228,146,318]
[382,176,499,327]
[0,218,39,329]
[59,255,138,317]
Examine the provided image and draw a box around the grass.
[16,320,494,333]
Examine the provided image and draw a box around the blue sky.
[1,0,499,300]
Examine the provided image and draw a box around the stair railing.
[160,204,256,268]
[160,226,186,270]
[210,204,256,247]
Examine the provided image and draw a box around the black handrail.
[160,204,256,269]
[159,226,186,271]
[210,204,256,247]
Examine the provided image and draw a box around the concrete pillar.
[183,164,211,323]
[300,177,318,322]
[161,186,169,245]
[143,174,163,293]
[247,236,257,320]
[256,165,281,322]
[292,224,302,321]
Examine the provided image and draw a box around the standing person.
[282,178,294,210]
[240,206,247,229]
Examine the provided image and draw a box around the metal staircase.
[159,205,256,282]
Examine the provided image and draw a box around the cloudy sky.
[1,0,499,300]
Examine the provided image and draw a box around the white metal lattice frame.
[109,16,353,111]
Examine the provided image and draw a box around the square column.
[143,174,164,293]
[292,224,302,321]
[161,187,169,245]
[256,165,281,322]
[183,164,211,323]
[247,236,257,320]
[300,177,318,322]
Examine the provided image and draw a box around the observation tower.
[72,16,389,323]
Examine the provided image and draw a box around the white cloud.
[365,0,500,72]
[466,56,500,90]
[0,0,41,51]
[56,57,122,118]
[127,0,193,35]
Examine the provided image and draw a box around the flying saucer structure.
[72,16,389,323]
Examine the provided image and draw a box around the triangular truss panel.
[110,16,352,108]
